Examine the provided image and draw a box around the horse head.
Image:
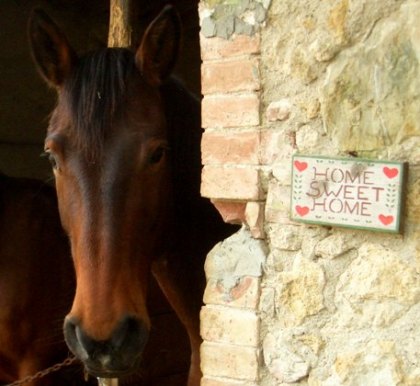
[29,6,181,378]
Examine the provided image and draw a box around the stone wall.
[198,0,419,385]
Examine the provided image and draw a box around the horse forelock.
[58,48,202,196]
[61,48,136,159]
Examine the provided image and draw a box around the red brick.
[200,34,260,60]
[202,94,260,129]
[245,202,265,239]
[211,200,246,224]
[202,58,260,94]
[201,166,261,200]
[201,130,260,165]
[201,377,255,386]
[201,342,260,380]
[203,276,261,309]
[200,305,260,346]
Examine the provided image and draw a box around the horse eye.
[49,154,59,169]
[42,151,59,171]
[149,147,166,165]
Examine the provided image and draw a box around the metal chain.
[6,356,79,386]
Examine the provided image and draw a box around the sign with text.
[291,155,405,233]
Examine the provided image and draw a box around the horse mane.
[62,48,135,158]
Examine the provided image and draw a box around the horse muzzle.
[63,315,149,377]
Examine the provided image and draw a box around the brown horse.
[29,5,236,386]
[0,173,83,386]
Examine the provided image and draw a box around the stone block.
[295,124,321,151]
[334,243,420,327]
[268,224,302,251]
[265,180,291,223]
[211,200,247,224]
[260,130,295,166]
[324,340,403,385]
[314,232,357,259]
[263,330,321,383]
[276,254,326,325]
[266,99,292,121]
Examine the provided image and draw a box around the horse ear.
[28,9,77,87]
[135,5,181,86]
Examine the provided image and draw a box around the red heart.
[296,205,309,216]
[379,214,394,225]
[294,160,308,172]
[383,167,398,178]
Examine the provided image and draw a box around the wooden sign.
[291,155,405,233]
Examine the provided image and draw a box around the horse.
[28,5,236,386]
[0,173,84,386]
[0,174,199,386]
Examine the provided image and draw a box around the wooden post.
[108,0,132,48]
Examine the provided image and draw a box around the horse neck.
[160,79,236,256]
[160,78,202,212]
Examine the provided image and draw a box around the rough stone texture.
[321,1,420,156]
[314,232,358,259]
[322,340,403,386]
[265,180,291,223]
[266,99,292,122]
[200,0,271,39]
[257,0,420,385]
[260,130,295,167]
[205,227,267,291]
[275,254,326,325]
[263,330,321,383]
[268,224,303,251]
[333,243,420,328]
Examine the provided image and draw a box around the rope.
[6,356,79,386]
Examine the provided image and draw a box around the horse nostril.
[63,315,149,377]
[111,315,148,351]
[63,317,90,361]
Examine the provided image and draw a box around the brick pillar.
[200,228,265,386]
[199,31,264,239]
[198,2,269,384]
